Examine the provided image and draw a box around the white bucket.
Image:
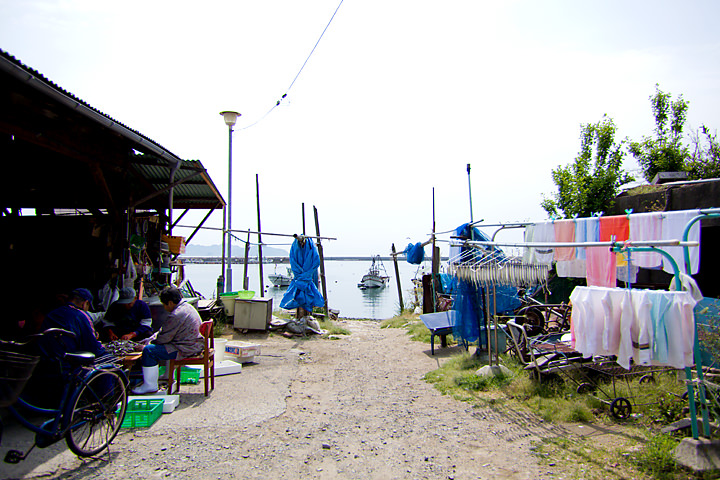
[215,338,228,362]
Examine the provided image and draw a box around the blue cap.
[71,288,94,303]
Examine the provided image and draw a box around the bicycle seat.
[64,351,96,366]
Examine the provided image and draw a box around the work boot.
[132,365,159,395]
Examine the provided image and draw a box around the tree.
[687,125,720,179]
[542,115,632,219]
[628,84,690,182]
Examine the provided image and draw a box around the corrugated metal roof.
[0,48,225,213]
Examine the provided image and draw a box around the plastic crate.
[159,366,200,384]
[121,398,163,428]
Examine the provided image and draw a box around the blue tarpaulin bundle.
[404,242,425,265]
[280,237,325,312]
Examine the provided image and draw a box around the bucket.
[215,339,228,362]
[219,292,239,316]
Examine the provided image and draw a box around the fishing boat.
[269,266,293,287]
[357,256,390,289]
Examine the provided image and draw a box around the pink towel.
[554,220,576,261]
[628,212,663,268]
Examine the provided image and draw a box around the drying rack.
[446,212,713,439]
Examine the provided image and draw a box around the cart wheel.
[610,397,632,419]
[522,308,545,335]
[576,383,595,394]
[639,374,655,384]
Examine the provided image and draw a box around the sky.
[2,0,719,257]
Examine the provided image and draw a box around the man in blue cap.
[101,286,153,342]
[42,288,106,359]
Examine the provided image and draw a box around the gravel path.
[1,320,572,479]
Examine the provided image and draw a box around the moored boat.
[269,266,293,287]
[357,256,389,289]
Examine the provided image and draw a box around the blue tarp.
[404,242,425,265]
[280,237,325,311]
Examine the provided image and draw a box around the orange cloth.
[600,215,630,267]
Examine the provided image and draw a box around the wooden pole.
[302,203,306,236]
[243,230,250,291]
[391,243,404,313]
[256,174,265,296]
[313,206,329,320]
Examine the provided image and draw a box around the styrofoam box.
[225,341,261,363]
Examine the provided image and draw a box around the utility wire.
[241,0,345,131]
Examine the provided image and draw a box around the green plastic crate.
[121,398,163,428]
[159,366,200,384]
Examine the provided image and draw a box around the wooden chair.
[168,320,215,396]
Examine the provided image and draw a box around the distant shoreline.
[182,256,448,264]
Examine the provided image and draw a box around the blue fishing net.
[451,223,521,345]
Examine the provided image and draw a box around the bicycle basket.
[0,347,40,408]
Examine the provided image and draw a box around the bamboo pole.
[391,243,404,313]
[314,206,329,320]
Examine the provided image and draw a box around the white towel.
[628,212,663,268]
[661,210,701,275]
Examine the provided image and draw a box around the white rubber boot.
[132,365,159,395]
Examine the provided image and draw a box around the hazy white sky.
[2,0,719,256]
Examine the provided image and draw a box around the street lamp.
[220,110,240,292]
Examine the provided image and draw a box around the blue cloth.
[141,343,178,367]
[280,238,325,311]
[41,303,106,371]
[404,242,425,265]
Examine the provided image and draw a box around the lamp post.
[220,110,240,292]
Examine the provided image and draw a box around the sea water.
[183,259,431,320]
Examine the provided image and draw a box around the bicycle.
[0,328,129,463]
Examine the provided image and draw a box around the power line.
[241,0,345,131]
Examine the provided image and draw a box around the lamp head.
[220,111,241,127]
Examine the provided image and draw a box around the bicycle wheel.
[65,368,128,457]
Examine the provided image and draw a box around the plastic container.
[159,366,200,384]
[121,398,163,428]
[219,292,239,315]
[237,290,255,300]
[215,338,228,362]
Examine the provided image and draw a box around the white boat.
[269,266,293,287]
[357,256,390,289]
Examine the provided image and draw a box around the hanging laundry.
[661,209,701,274]
[570,286,697,370]
[574,217,591,260]
[628,211,663,268]
[529,221,555,265]
[553,219,575,261]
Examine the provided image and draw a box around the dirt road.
[2,320,573,479]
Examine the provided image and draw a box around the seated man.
[101,286,153,342]
[42,288,106,359]
[32,288,107,407]
[132,286,204,394]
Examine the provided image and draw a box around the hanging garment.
[574,217,590,260]
[661,209,701,275]
[586,246,616,287]
[571,286,697,370]
[628,212,663,268]
[556,259,586,278]
[553,219,576,261]
[601,214,630,267]
[531,221,555,265]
